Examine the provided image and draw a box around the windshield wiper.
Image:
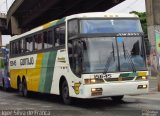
[103,52,113,74]
[122,41,136,72]
[125,50,136,72]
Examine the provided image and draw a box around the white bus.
[9,12,149,104]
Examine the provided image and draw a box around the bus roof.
[66,12,138,20]
[10,12,138,41]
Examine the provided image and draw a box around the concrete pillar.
[146,0,160,91]
[11,16,21,35]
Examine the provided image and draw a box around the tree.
[130,11,147,37]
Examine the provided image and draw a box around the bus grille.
[104,77,135,82]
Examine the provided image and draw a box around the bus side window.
[12,42,16,55]
[44,31,48,49]
[34,34,43,50]
[26,37,33,52]
[18,40,21,54]
[54,24,65,47]
[48,30,53,48]
[10,43,13,56]
[21,39,25,53]
[44,30,53,49]
[15,41,19,55]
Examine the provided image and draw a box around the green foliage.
[130,11,147,37]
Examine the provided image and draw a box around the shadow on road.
[0,87,141,110]
[12,91,139,109]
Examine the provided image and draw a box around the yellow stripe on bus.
[30,53,44,91]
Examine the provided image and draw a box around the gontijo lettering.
[10,60,16,66]
[20,57,34,66]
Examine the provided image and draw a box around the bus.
[0,47,10,90]
[9,12,149,104]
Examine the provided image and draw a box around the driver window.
[68,40,83,77]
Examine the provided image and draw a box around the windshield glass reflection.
[81,37,146,73]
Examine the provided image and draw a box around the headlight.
[136,76,148,81]
[84,78,104,84]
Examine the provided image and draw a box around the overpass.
[0,13,8,46]
[7,0,124,35]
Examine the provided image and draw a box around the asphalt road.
[0,78,159,116]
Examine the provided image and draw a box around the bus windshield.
[80,19,143,33]
[81,37,146,73]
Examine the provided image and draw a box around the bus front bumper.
[79,81,149,99]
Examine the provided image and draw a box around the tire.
[22,79,29,97]
[2,79,8,91]
[2,79,5,90]
[18,81,23,96]
[111,95,124,102]
[61,80,72,105]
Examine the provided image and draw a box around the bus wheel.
[18,81,23,96]
[22,79,28,97]
[61,80,72,105]
[111,95,124,102]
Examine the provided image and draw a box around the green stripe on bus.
[43,51,57,93]
[38,52,49,92]
[55,17,66,25]
[38,51,57,93]
[119,72,137,77]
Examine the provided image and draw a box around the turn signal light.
[137,84,148,89]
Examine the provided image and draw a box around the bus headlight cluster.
[84,78,104,84]
[91,88,103,96]
[136,76,148,81]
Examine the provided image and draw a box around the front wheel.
[61,80,72,105]
[111,95,124,102]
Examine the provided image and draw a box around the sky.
[0,0,14,46]
[107,0,145,13]
[0,0,145,46]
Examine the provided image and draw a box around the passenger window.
[44,31,53,49]
[26,37,33,52]
[34,34,43,50]
[18,40,21,54]
[54,25,65,47]
[15,41,19,54]
[21,39,25,53]
[12,42,16,55]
